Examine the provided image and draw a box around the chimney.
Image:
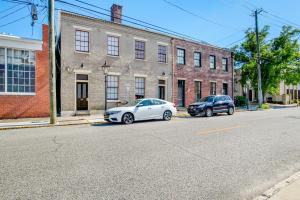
[111,4,122,24]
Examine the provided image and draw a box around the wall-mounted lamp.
[80,63,84,68]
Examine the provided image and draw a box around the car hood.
[106,106,136,112]
[190,102,207,106]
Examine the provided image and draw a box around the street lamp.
[102,61,110,111]
[246,79,250,110]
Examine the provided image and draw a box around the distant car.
[187,95,235,117]
[104,98,177,124]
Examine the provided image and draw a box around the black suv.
[187,95,235,117]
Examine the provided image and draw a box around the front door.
[76,82,88,110]
[178,80,185,107]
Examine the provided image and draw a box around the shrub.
[261,103,270,109]
[234,96,248,107]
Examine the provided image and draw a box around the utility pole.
[48,0,57,124]
[254,9,263,107]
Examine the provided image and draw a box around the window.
[139,99,152,106]
[194,52,201,67]
[75,30,89,52]
[0,48,5,92]
[153,99,165,105]
[222,83,228,95]
[210,82,216,95]
[209,55,216,69]
[177,48,185,65]
[222,58,228,72]
[135,40,145,60]
[1,48,36,94]
[195,81,201,102]
[107,36,119,56]
[107,75,118,100]
[135,77,145,99]
[158,45,167,63]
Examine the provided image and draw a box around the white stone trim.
[134,74,147,77]
[74,69,92,74]
[157,41,169,46]
[157,76,168,80]
[177,78,187,80]
[0,92,36,96]
[133,37,147,42]
[108,72,121,76]
[106,31,122,37]
[73,25,92,31]
[194,79,202,82]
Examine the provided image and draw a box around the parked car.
[104,98,177,124]
[187,95,235,117]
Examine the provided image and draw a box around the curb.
[0,121,107,131]
[253,171,300,200]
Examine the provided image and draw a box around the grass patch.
[260,103,270,109]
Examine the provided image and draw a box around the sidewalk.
[269,178,300,200]
[0,114,106,130]
[255,171,300,200]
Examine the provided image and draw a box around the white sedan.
[104,98,177,124]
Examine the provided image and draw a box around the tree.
[233,25,300,101]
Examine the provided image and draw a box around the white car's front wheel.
[122,113,134,124]
[163,110,172,121]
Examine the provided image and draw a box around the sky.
[0,0,300,48]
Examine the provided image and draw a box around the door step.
[75,110,90,116]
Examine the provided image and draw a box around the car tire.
[205,108,213,117]
[228,107,234,115]
[163,110,172,121]
[190,113,196,117]
[122,112,134,124]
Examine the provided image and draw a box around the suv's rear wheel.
[122,113,134,124]
[228,107,234,115]
[163,110,172,121]
[205,108,213,117]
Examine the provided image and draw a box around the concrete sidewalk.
[269,179,300,200]
[255,171,300,200]
[0,114,106,130]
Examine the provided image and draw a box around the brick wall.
[172,38,233,107]
[0,25,50,119]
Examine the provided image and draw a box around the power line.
[0,4,19,14]
[224,37,246,48]
[0,5,27,20]
[0,13,31,28]
[162,0,243,31]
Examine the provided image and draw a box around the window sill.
[107,100,121,103]
[134,58,147,62]
[158,61,168,64]
[0,92,36,96]
[107,54,120,58]
[74,51,91,55]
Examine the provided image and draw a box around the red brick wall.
[0,25,50,119]
[172,38,233,107]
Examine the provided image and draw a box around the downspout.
[171,38,176,105]
[231,52,234,98]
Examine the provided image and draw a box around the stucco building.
[0,25,49,119]
[58,6,173,116]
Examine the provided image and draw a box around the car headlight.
[108,111,121,115]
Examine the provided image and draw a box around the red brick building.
[0,25,49,119]
[172,38,233,107]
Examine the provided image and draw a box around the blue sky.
[0,0,300,48]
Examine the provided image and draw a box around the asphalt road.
[1,108,300,200]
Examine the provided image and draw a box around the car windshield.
[199,96,215,102]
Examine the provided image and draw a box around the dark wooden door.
[178,80,185,107]
[76,82,88,110]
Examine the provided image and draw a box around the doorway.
[178,80,185,107]
[77,82,88,110]
[158,79,166,100]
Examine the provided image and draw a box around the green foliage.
[260,103,270,109]
[234,96,248,107]
[233,26,300,99]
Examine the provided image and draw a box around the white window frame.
[107,35,119,56]
[75,29,90,53]
[0,47,36,96]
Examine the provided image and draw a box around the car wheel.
[163,110,172,121]
[228,107,234,115]
[122,113,134,124]
[205,108,213,117]
[190,113,196,117]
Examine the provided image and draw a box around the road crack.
[52,136,63,153]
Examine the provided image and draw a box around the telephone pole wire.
[254,8,263,107]
[48,0,57,124]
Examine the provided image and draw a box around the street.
[0,108,300,200]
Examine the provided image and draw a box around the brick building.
[0,25,49,119]
[172,38,233,107]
